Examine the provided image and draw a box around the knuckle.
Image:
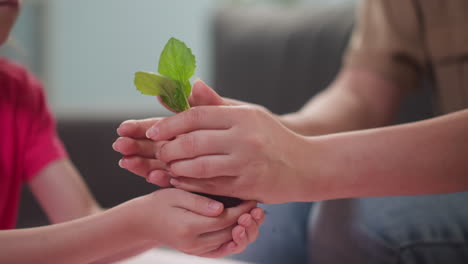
[176,225,193,240]
[128,139,140,153]
[185,107,204,127]
[117,138,132,154]
[181,134,198,155]
[244,135,263,150]
[158,148,168,163]
[157,142,170,162]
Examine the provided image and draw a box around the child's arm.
[28,159,102,223]
[0,197,150,264]
[27,159,159,262]
[0,188,259,263]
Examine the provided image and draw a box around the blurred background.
[3,0,433,228]
[3,0,325,118]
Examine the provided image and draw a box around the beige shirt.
[345,0,468,114]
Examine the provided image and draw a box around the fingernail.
[208,200,223,212]
[170,177,180,186]
[227,242,236,250]
[147,171,157,181]
[146,126,159,139]
[116,126,123,135]
[118,159,125,168]
[253,209,262,220]
[146,174,154,183]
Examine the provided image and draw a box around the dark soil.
[193,192,243,208]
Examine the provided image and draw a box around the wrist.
[291,135,340,202]
[115,196,153,242]
[278,112,303,133]
[279,112,326,136]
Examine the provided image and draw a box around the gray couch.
[213,1,433,121]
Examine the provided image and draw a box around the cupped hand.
[148,104,311,204]
[114,80,312,203]
[134,188,264,257]
[113,80,252,186]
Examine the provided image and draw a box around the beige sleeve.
[344,0,427,92]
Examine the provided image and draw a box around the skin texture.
[0,159,264,263]
[115,71,468,204]
[0,4,264,262]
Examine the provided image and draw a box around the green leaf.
[134,37,195,112]
[134,71,190,112]
[158,37,196,98]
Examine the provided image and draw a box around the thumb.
[188,79,226,107]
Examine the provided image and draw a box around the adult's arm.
[305,108,468,200]
[280,67,404,136]
[149,103,468,203]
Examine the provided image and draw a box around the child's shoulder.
[0,57,43,96]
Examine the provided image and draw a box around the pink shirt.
[0,58,67,229]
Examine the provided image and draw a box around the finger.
[117,118,162,138]
[146,106,235,141]
[170,155,238,178]
[196,225,247,257]
[251,207,265,226]
[113,137,159,158]
[199,241,237,258]
[168,189,224,217]
[170,176,234,197]
[188,79,225,107]
[231,225,248,253]
[223,97,247,106]
[119,156,167,178]
[147,170,172,187]
[198,200,257,232]
[195,224,235,254]
[238,214,258,243]
[157,130,232,163]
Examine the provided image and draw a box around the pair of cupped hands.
[113,80,311,256]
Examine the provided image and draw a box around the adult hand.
[114,81,314,203]
[113,80,259,187]
[146,102,313,204]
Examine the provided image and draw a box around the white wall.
[45,0,221,117]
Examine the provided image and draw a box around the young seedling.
[134,37,194,112]
[134,37,242,208]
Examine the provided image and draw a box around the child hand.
[201,207,265,258]
[133,188,262,257]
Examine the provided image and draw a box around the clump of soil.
[194,192,243,208]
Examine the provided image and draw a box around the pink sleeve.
[21,76,67,182]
